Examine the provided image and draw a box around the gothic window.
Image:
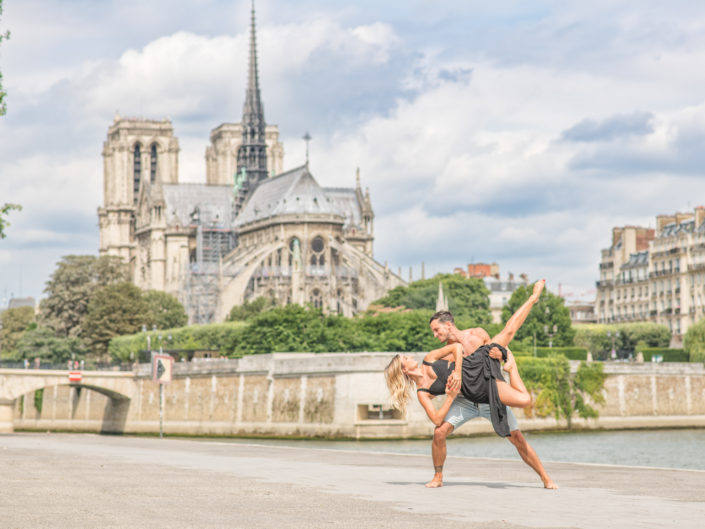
[310,235,325,271]
[310,288,323,309]
[133,143,142,203]
[150,143,158,184]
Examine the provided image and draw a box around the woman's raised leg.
[496,360,531,408]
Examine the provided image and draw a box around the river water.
[222,428,705,471]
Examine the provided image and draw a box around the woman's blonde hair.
[384,354,414,415]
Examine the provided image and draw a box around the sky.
[2,0,705,307]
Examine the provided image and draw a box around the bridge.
[0,368,136,433]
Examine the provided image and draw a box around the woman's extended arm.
[417,385,460,427]
[423,343,463,365]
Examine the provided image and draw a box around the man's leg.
[427,396,478,488]
[506,429,558,489]
[427,421,454,488]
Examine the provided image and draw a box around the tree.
[501,283,575,347]
[16,327,86,363]
[228,296,277,321]
[40,255,129,338]
[0,0,8,117]
[0,305,35,358]
[83,282,151,360]
[0,203,21,239]
[143,290,188,329]
[684,318,705,363]
[373,273,491,324]
[517,355,606,427]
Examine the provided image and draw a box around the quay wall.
[12,353,705,438]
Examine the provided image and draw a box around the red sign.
[68,371,82,383]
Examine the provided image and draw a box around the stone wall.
[12,354,705,438]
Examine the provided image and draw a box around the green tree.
[684,318,705,363]
[0,0,8,117]
[143,290,188,329]
[83,282,151,360]
[16,327,86,363]
[0,305,35,358]
[373,273,491,324]
[0,203,21,239]
[40,255,129,338]
[517,355,606,427]
[501,283,575,348]
[228,296,277,322]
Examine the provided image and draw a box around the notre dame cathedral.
[97,4,406,323]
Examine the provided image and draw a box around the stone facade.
[596,207,705,345]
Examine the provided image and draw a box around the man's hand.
[488,346,503,360]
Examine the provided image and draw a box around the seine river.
[224,428,705,471]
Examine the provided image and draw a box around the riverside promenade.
[1,433,703,529]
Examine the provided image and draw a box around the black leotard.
[417,343,511,438]
[416,359,455,396]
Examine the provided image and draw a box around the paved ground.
[1,433,703,529]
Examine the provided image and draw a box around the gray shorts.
[444,395,519,432]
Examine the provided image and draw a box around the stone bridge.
[0,369,137,433]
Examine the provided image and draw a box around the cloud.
[562,111,654,142]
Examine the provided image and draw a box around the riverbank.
[1,432,703,529]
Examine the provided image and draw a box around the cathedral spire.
[236,0,268,210]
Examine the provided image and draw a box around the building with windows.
[596,207,705,345]
[98,4,405,323]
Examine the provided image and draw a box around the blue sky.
[2,0,705,306]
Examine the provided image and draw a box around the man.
[427,306,558,489]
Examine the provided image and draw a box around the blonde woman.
[384,280,544,438]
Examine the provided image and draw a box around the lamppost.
[607,330,620,360]
[544,324,558,348]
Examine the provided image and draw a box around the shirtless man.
[427,281,558,489]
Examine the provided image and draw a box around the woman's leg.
[496,364,531,408]
[491,280,545,348]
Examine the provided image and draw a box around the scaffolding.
[182,221,237,325]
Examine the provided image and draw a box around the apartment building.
[596,206,705,345]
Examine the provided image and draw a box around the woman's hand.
[446,381,460,399]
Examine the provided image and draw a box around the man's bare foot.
[425,476,443,488]
[503,350,517,373]
[543,477,558,490]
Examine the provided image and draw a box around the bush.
[515,355,605,427]
[639,348,689,363]
[684,318,705,363]
[534,347,589,361]
[574,323,671,358]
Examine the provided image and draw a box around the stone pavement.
[1,433,703,529]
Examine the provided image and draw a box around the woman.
[384,280,544,438]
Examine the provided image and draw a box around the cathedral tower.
[98,114,179,264]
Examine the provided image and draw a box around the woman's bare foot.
[425,475,443,488]
[543,477,558,489]
[503,350,517,373]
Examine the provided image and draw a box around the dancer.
[384,280,557,488]
[427,301,557,489]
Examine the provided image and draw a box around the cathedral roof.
[235,165,343,227]
[322,187,363,230]
[162,183,235,228]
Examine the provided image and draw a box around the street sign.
[68,371,82,383]
[152,354,174,384]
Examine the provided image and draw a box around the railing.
[0,361,133,372]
